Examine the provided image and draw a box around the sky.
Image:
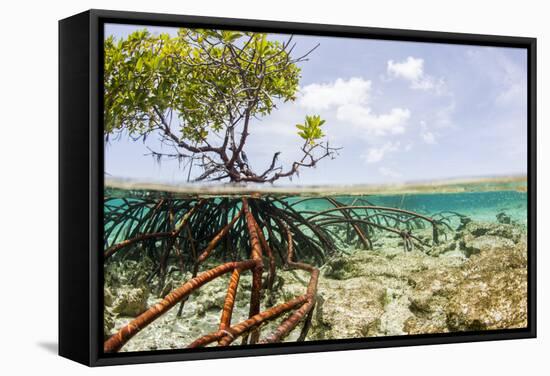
[104,23,528,186]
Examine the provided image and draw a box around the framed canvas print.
[59,9,536,366]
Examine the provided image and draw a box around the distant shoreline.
[105,175,527,197]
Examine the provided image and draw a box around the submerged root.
[103,194,439,352]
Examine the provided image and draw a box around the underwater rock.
[496,212,512,224]
[322,249,464,281]
[112,286,150,317]
[428,240,460,257]
[446,245,527,330]
[456,216,472,231]
[446,269,527,331]
[268,265,388,340]
[461,221,523,241]
[463,235,515,256]
[104,286,115,307]
[322,255,363,280]
[307,249,467,339]
[378,285,415,336]
[309,277,386,340]
[404,242,527,334]
[408,267,464,311]
[104,257,154,288]
[322,253,376,280]
[404,266,464,335]
[457,221,525,257]
[104,307,116,339]
[404,297,449,334]
[194,283,229,317]
[466,242,527,272]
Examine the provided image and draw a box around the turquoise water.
[290,190,527,225]
[104,180,528,251]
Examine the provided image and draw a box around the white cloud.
[388,57,424,82]
[362,142,401,163]
[378,166,402,179]
[337,105,410,136]
[299,77,371,111]
[299,77,411,136]
[387,56,444,92]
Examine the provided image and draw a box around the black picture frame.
[59,9,537,367]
